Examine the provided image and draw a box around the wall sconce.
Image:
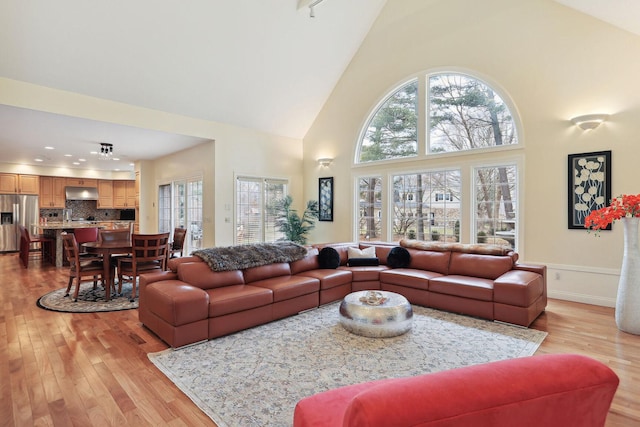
[318,158,333,167]
[571,114,609,131]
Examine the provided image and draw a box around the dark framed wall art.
[567,150,612,230]
[319,177,334,222]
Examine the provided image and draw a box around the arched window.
[429,73,517,153]
[354,71,521,251]
[358,79,418,163]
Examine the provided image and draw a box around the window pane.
[358,176,382,240]
[358,80,418,163]
[429,73,517,153]
[474,165,517,249]
[187,179,203,252]
[236,177,288,244]
[158,184,171,234]
[392,170,461,242]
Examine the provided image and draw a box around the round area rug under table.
[339,290,413,338]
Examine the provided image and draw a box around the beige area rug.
[148,303,547,427]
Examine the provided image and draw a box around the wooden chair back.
[131,233,170,266]
[170,228,187,258]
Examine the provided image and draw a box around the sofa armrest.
[139,270,178,292]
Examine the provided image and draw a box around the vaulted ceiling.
[0,0,637,172]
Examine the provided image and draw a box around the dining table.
[82,240,132,301]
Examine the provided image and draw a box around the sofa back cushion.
[290,248,320,274]
[177,262,245,289]
[243,262,292,283]
[168,255,202,272]
[448,252,514,280]
[408,249,451,275]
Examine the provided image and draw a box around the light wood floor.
[2,253,639,427]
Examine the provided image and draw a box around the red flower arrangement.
[584,194,640,231]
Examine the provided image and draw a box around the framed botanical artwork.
[319,177,334,222]
[567,150,612,230]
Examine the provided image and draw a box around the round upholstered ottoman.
[339,290,413,338]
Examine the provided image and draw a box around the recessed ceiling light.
[72,162,80,165]
[78,158,86,162]
[129,163,135,166]
[64,154,72,157]
[44,146,54,150]
[90,151,98,155]
[112,157,120,161]
[34,158,44,162]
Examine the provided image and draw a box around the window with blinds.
[236,176,288,244]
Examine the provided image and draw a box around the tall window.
[358,176,382,240]
[158,176,203,254]
[475,165,517,249]
[392,170,461,242]
[236,176,287,244]
[355,70,520,250]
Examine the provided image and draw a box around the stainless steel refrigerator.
[0,194,40,252]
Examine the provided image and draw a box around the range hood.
[65,186,99,200]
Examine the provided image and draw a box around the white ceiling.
[0,0,637,172]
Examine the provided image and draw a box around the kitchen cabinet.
[113,180,136,208]
[97,180,113,209]
[0,173,39,194]
[39,177,66,208]
[65,178,98,188]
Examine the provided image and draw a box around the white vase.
[616,217,640,334]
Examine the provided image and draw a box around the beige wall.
[303,0,640,306]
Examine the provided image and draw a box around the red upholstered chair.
[18,224,53,268]
[73,227,99,255]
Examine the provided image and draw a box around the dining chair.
[117,232,170,301]
[62,233,110,302]
[73,227,99,256]
[18,224,53,268]
[169,227,187,258]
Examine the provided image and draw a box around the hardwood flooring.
[1,253,639,426]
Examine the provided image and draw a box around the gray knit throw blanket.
[192,242,309,272]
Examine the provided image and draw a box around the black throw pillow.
[387,246,411,268]
[347,257,380,267]
[318,247,340,269]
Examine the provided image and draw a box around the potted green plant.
[272,195,319,245]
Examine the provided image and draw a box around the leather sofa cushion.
[297,269,352,290]
[178,262,245,289]
[359,244,393,265]
[250,275,320,302]
[494,270,544,307]
[339,265,388,282]
[290,248,321,274]
[448,252,513,280]
[243,262,292,283]
[168,255,202,272]
[145,280,209,326]
[207,285,273,317]
[407,249,450,275]
[379,269,439,290]
[429,275,494,301]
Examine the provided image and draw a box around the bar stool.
[18,224,54,268]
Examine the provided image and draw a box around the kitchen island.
[38,221,132,267]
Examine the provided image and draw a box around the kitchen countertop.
[36,220,134,230]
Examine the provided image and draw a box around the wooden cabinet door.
[113,180,136,208]
[18,175,39,194]
[52,177,66,207]
[39,177,66,208]
[66,178,98,187]
[97,180,113,209]
[0,174,18,193]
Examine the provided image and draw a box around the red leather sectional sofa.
[138,241,546,348]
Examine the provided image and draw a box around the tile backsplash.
[40,200,121,221]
